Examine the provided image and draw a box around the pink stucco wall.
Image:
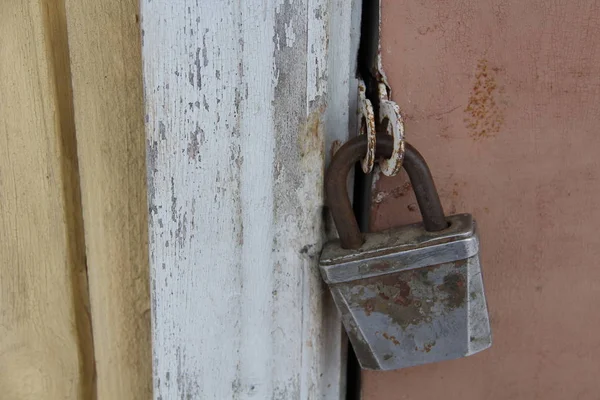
[364,1,600,398]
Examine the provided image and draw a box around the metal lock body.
[320,135,492,370]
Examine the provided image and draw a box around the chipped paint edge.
[142,0,363,399]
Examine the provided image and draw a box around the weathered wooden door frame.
[142,1,362,398]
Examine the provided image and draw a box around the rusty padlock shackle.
[326,134,448,249]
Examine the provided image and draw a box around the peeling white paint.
[285,22,296,47]
[142,0,362,398]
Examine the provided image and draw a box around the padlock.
[320,134,492,370]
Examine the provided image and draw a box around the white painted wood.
[326,0,363,164]
[142,1,362,398]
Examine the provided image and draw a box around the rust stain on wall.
[463,59,505,139]
[298,106,325,158]
[297,104,326,173]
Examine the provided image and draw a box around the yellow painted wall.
[0,1,151,398]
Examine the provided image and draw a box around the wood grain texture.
[365,0,600,399]
[0,1,94,398]
[65,0,152,398]
[142,0,361,398]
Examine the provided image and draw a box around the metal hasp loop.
[326,134,448,249]
[377,83,406,177]
[357,79,376,174]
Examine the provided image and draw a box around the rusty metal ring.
[378,99,405,176]
[358,80,376,174]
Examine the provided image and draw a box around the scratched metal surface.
[321,214,476,282]
[321,214,491,370]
